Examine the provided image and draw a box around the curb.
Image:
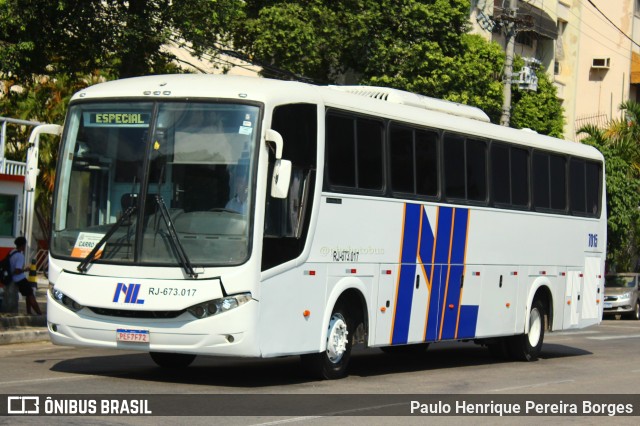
[0,327,49,345]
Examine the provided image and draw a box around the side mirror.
[271,159,292,199]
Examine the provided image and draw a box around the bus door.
[374,264,399,346]
[477,267,518,336]
[375,262,440,346]
[581,256,602,325]
[563,269,583,328]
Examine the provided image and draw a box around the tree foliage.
[0,73,100,241]
[511,70,565,138]
[0,0,244,82]
[232,0,561,130]
[579,101,640,271]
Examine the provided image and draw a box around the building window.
[0,194,16,237]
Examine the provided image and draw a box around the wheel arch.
[526,278,553,333]
[320,278,369,351]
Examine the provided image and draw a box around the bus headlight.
[49,285,84,312]
[187,293,252,319]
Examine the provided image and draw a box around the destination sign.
[84,112,151,127]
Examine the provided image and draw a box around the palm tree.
[1,73,106,245]
[578,101,640,272]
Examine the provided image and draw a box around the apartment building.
[471,0,640,140]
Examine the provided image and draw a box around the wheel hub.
[326,314,349,363]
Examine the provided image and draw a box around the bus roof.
[71,74,603,162]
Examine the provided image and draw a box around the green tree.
[579,101,640,271]
[0,73,99,242]
[232,0,561,132]
[510,69,565,138]
[0,0,244,82]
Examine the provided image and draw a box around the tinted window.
[511,147,529,207]
[390,125,414,193]
[326,112,384,190]
[533,152,550,209]
[467,139,487,201]
[326,114,355,187]
[357,118,384,190]
[415,130,438,196]
[444,134,466,199]
[491,144,510,204]
[549,154,566,210]
[570,158,586,214]
[586,161,601,216]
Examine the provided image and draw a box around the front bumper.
[47,291,261,357]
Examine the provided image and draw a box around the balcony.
[0,158,26,176]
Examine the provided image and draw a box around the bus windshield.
[51,101,260,267]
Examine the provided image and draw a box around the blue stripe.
[441,209,469,339]
[391,205,479,344]
[425,265,443,341]
[457,305,479,338]
[392,204,421,344]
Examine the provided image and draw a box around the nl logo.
[113,283,145,304]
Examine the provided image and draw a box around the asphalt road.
[1,319,639,425]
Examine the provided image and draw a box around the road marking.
[250,402,406,425]
[588,334,640,340]
[549,330,600,336]
[0,375,100,387]
[490,379,575,392]
[252,417,324,425]
[599,324,640,330]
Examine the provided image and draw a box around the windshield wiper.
[77,206,137,273]
[154,194,198,278]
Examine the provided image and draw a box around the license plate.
[116,329,150,343]
[603,302,612,309]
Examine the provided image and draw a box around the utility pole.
[500,0,518,127]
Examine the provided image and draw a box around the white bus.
[48,75,606,379]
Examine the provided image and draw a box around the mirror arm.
[266,129,284,159]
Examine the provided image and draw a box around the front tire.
[150,352,196,368]
[508,299,545,361]
[301,308,353,380]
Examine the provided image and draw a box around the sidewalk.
[0,275,49,345]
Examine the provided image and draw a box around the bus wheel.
[508,299,545,361]
[301,308,353,380]
[149,352,196,368]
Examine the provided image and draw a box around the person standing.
[9,237,42,315]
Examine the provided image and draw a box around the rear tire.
[508,299,545,361]
[301,307,353,380]
[150,352,196,368]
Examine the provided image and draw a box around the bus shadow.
[48,341,592,387]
